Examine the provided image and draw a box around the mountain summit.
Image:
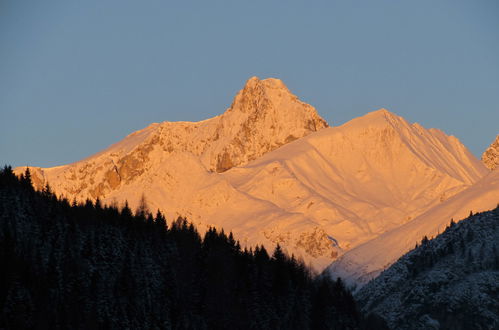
[220,108,486,268]
[18,77,328,197]
[208,76,328,171]
[482,134,499,170]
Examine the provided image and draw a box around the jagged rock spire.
[212,76,328,172]
[482,134,499,170]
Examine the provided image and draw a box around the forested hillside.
[356,206,499,330]
[0,166,359,330]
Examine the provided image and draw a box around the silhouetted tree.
[135,193,149,219]
[20,167,32,189]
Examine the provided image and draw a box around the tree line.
[0,166,361,329]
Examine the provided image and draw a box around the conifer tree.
[20,167,32,188]
[136,193,149,219]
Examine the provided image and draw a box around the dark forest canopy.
[356,204,499,330]
[0,166,369,330]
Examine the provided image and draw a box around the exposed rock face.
[14,76,328,200]
[208,77,328,172]
[482,134,499,170]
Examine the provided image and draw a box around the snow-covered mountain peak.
[242,76,288,90]
[344,108,444,137]
[338,108,406,132]
[482,134,499,170]
[226,76,322,120]
[229,76,284,114]
[203,76,328,172]
[19,76,330,196]
[92,76,329,173]
[363,107,392,117]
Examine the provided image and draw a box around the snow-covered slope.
[326,169,499,287]
[355,207,499,330]
[219,109,487,268]
[482,134,499,171]
[14,78,488,271]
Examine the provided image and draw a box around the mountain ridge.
[22,76,328,198]
[326,169,499,288]
[220,108,486,264]
[14,78,489,270]
[355,207,499,329]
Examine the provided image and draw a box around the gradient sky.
[1,0,498,168]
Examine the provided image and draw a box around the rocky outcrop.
[482,134,499,170]
[14,76,328,200]
[205,77,328,172]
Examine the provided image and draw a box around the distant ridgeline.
[356,205,499,330]
[0,167,361,330]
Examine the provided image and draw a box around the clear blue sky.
[1,0,498,168]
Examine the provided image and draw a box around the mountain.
[217,109,487,267]
[325,169,499,287]
[14,79,488,270]
[355,207,499,330]
[482,134,499,171]
[22,76,328,195]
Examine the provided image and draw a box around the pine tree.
[155,210,167,231]
[272,243,286,263]
[135,193,149,219]
[20,167,32,189]
[121,201,133,219]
